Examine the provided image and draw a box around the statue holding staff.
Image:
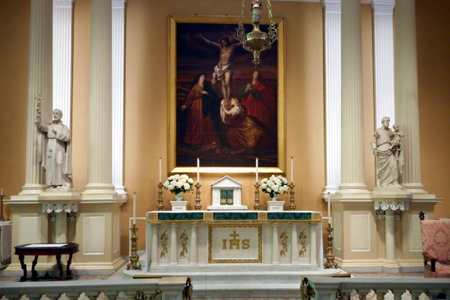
[35,108,73,188]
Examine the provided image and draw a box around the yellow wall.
[0,0,448,255]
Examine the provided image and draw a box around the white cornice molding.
[53,0,74,8]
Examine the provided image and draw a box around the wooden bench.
[14,243,79,281]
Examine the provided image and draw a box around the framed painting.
[168,16,285,174]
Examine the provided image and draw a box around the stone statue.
[392,124,404,179]
[36,109,73,188]
[371,116,402,188]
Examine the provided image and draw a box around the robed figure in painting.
[240,70,277,129]
[36,109,73,188]
[181,73,220,145]
[220,98,269,149]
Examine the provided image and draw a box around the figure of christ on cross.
[198,34,241,108]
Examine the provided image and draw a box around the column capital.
[371,0,395,14]
[112,0,127,8]
[53,0,74,8]
[322,0,341,12]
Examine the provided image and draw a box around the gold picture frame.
[168,15,286,175]
[208,224,262,263]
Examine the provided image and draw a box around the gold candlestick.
[254,183,261,210]
[288,183,296,211]
[194,183,202,210]
[157,182,164,211]
[0,194,5,221]
[127,223,142,270]
[324,223,338,269]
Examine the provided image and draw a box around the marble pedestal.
[171,201,188,211]
[5,189,127,276]
[331,189,441,273]
[267,200,285,211]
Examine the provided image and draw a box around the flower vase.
[175,192,184,201]
[271,195,278,201]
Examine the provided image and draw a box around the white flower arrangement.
[163,174,194,195]
[261,175,289,198]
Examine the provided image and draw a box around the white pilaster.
[272,223,279,264]
[170,224,178,266]
[290,223,299,264]
[385,211,394,261]
[372,0,396,127]
[151,225,158,266]
[394,0,426,194]
[55,212,67,243]
[53,0,74,128]
[336,0,370,196]
[83,0,117,197]
[19,0,53,196]
[322,0,342,196]
[190,224,198,265]
[310,224,317,265]
[112,0,127,198]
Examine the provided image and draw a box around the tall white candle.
[291,157,294,183]
[197,158,200,183]
[256,158,258,183]
[159,157,162,183]
[1,188,3,195]
[133,192,136,225]
[327,192,331,225]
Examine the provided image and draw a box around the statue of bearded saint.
[35,109,73,188]
[371,116,403,188]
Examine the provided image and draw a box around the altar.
[144,210,323,270]
[122,210,343,294]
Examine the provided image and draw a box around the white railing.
[0,277,190,300]
[303,277,450,300]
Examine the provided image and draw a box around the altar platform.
[123,211,346,295]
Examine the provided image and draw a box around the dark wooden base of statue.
[15,243,79,281]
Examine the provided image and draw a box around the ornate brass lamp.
[236,0,279,66]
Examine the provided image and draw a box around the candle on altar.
[1,188,3,195]
[197,158,200,183]
[133,192,136,225]
[327,192,331,225]
[256,158,258,183]
[159,157,162,183]
[291,157,294,183]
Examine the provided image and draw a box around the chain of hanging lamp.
[236,0,279,67]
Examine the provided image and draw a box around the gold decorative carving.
[148,213,158,223]
[280,229,289,257]
[180,230,189,258]
[299,229,307,257]
[160,230,168,258]
[208,224,262,263]
[258,212,268,220]
[311,212,322,222]
[204,212,213,221]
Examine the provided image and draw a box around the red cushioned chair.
[419,212,450,278]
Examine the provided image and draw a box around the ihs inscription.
[222,230,250,250]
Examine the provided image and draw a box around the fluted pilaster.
[53,0,74,128]
[338,0,369,193]
[322,0,342,195]
[372,0,395,127]
[83,0,115,195]
[394,0,425,193]
[21,0,53,194]
[112,0,127,198]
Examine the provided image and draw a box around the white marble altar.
[122,210,344,289]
